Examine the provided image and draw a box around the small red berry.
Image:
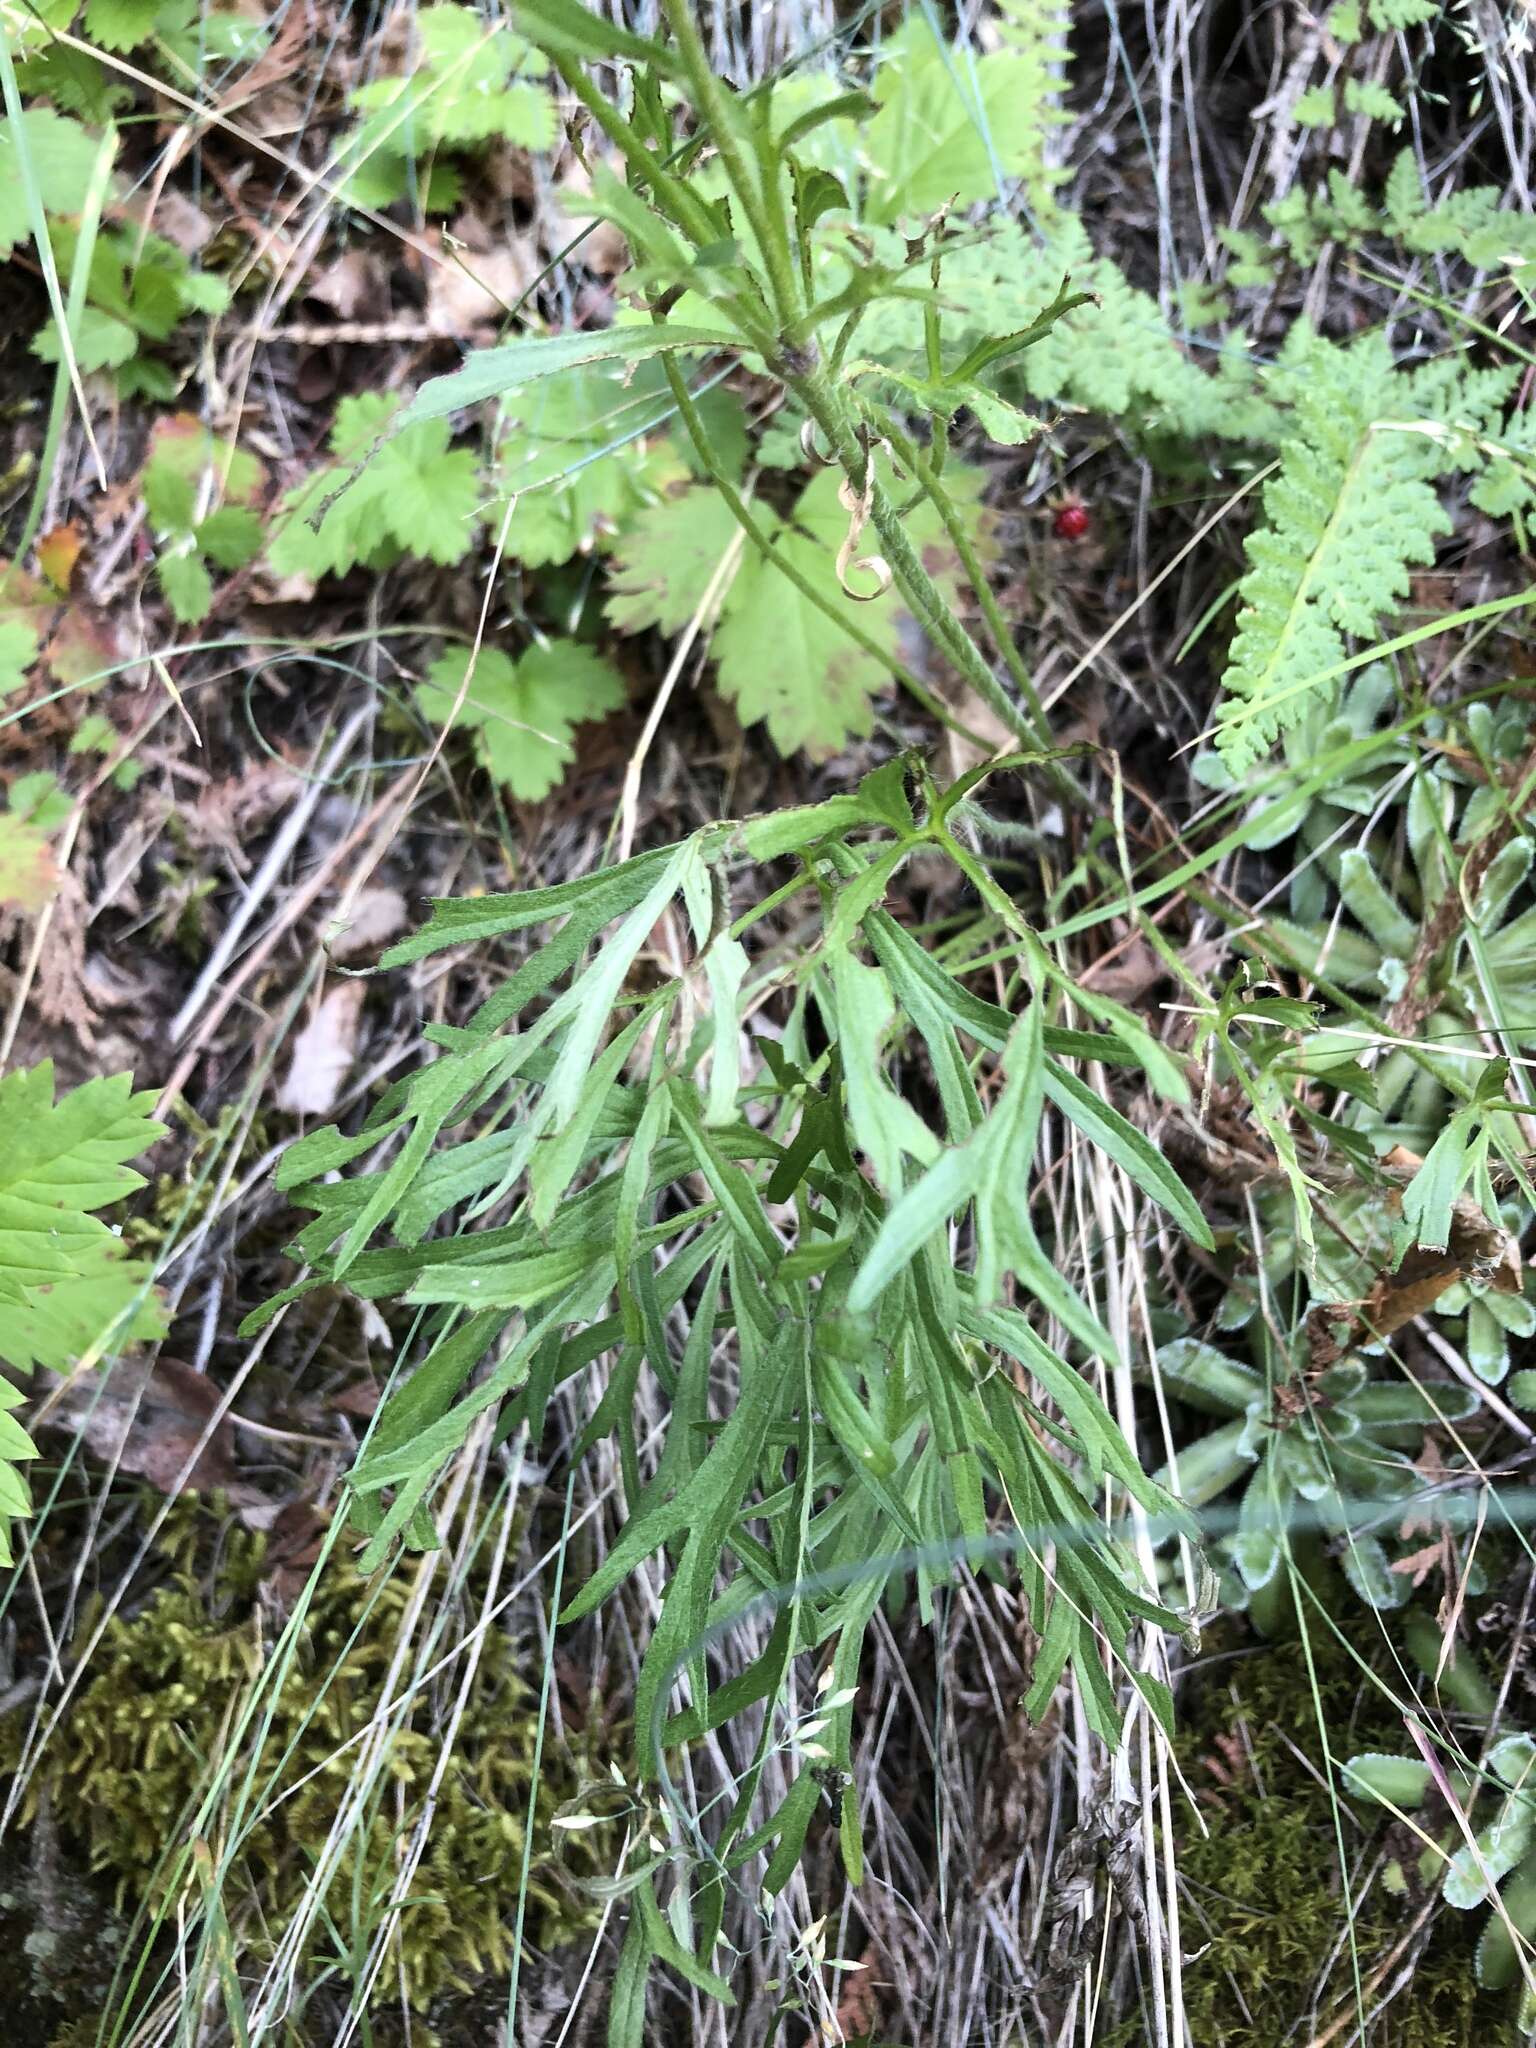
[1053,500,1091,542]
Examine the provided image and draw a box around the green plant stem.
[656,355,996,749]
[657,0,802,329]
[728,870,817,941]
[549,57,718,252]
[791,364,1042,745]
[753,109,803,325]
[869,402,1054,744]
[792,369,1094,811]
[551,54,788,366]
[18,124,116,560]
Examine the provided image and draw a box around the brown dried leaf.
[32,864,96,1048]
[1078,934,1164,1002]
[185,757,301,861]
[332,1379,382,1418]
[1308,1196,1518,1367]
[940,682,1016,776]
[259,1498,331,1611]
[277,981,365,1116]
[1388,1540,1449,1590]
[222,0,314,108]
[327,885,408,963]
[118,185,214,257]
[426,242,535,338]
[306,248,384,322]
[47,1355,263,1506]
[36,524,84,596]
[833,1945,880,2039]
[549,163,629,278]
[46,604,124,689]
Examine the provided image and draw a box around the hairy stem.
[866,404,1054,746]
[658,355,995,748]
[657,0,802,330]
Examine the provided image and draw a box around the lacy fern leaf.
[857,215,1275,445]
[994,0,1072,214]
[1215,332,1469,772]
[0,1063,166,1564]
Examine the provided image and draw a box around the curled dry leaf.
[257,1498,332,1612]
[116,185,213,258]
[549,160,630,277]
[1,556,125,700]
[835,467,892,602]
[1388,1538,1451,1591]
[1307,1194,1520,1368]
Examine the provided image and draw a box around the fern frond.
[993,0,1072,215]
[1213,333,1461,772]
[1282,149,1536,276]
[0,1063,165,1565]
[861,214,1276,444]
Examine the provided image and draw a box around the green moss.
[1167,1611,1499,2048]
[0,1501,606,2023]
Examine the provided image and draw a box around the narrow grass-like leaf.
[404,326,736,425]
[1043,1057,1213,1247]
[847,1144,978,1311]
[668,1082,781,1275]
[378,844,679,966]
[530,1005,661,1228]
[544,842,700,1126]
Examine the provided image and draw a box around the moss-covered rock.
[0,1499,605,2032]
[1168,1613,1500,2047]
[0,1838,126,2048]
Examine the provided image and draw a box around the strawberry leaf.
[269,394,480,577]
[0,109,104,259]
[605,485,738,635]
[156,550,214,624]
[608,464,993,757]
[416,640,625,800]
